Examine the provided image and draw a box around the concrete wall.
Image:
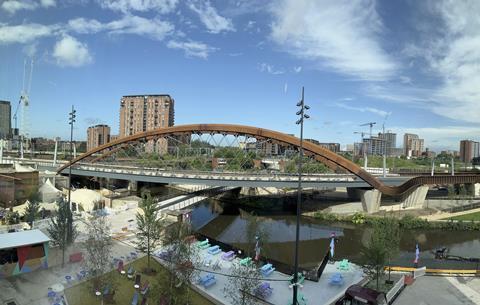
[399,185,429,208]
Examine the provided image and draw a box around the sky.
[1,0,480,151]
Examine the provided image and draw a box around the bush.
[351,212,366,224]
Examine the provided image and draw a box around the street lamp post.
[68,106,76,212]
[293,87,309,305]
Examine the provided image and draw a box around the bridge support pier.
[399,185,429,208]
[347,188,381,213]
[128,180,138,193]
[465,183,480,197]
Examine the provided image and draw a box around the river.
[189,198,480,271]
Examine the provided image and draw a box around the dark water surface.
[190,198,480,270]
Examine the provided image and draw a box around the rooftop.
[0,229,51,249]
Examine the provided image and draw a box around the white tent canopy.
[70,189,104,212]
[14,163,36,172]
[39,178,61,203]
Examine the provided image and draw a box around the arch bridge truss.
[57,124,480,196]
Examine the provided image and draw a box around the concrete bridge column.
[399,185,429,208]
[360,189,382,213]
[347,188,381,213]
[128,180,138,192]
[465,183,480,197]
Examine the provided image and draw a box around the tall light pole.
[68,106,76,212]
[293,87,309,305]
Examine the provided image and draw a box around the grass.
[65,256,213,305]
[449,211,480,221]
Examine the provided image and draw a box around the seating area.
[239,257,252,266]
[198,273,216,288]
[196,239,210,250]
[288,272,305,287]
[328,273,344,286]
[207,245,221,255]
[221,250,235,261]
[254,282,273,299]
[260,263,275,277]
[337,259,350,271]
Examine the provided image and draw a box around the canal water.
[190,198,480,270]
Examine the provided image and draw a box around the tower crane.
[360,122,376,138]
[354,131,369,170]
[18,59,34,158]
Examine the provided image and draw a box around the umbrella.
[330,233,335,258]
[414,243,420,264]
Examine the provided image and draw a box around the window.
[0,248,18,265]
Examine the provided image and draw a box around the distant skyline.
[1,0,480,151]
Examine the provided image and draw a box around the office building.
[87,124,111,151]
[305,139,341,153]
[0,100,11,139]
[403,133,424,157]
[119,95,175,153]
[460,140,480,163]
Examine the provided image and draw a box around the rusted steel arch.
[55,124,480,196]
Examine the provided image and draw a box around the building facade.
[87,124,111,151]
[460,140,480,163]
[0,100,11,139]
[403,133,424,157]
[119,95,175,153]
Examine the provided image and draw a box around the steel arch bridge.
[57,124,480,196]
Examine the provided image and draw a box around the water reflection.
[192,199,480,270]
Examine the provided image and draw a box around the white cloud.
[40,0,56,7]
[97,0,178,13]
[187,0,235,34]
[68,16,174,41]
[167,40,217,58]
[1,0,37,14]
[258,63,284,75]
[68,18,104,34]
[293,66,302,73]
[399,0,480,124]
[107,15,174,40]
[0,23,58,44]
[1,0,55,13]
[270,0,397,81]
[53,35,92,67]
[336,102,391,117]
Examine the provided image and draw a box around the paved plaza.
[154,245,365,305]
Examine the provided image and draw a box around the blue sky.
[1,0,479,151]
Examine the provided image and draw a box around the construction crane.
[354,131,368,169]
[18,59,34,158]
[360,122,376,138]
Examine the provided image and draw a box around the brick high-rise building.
[87,124,111,151]
[460,140,480,163]
[119,95,175,153]
[403,133,424,157]
[0,100,11,139]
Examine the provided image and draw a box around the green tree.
[381,217,400,283]
[361,222,388,290]
[223,262,262,305]
[4,210,21,225]
[47,199,77,267]
[135,193,165,271]
[23,200,40,225]
[162,221,200,304]
[83,215,114,296]
[244,212,269,258]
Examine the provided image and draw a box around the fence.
[386,274,405,304]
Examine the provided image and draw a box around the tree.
[23,200,40,226]
[162,221,200,304]
[360,222,388,291]
[83,215,114,294]
[135,193,165,271]
[4,210,21,225]
[47,199,77,267]
[381,217,400,283]
[224,262,262,305]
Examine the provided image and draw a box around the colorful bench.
[260,263,275,277]
[207,245,221,255]
[222,251,235,261]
